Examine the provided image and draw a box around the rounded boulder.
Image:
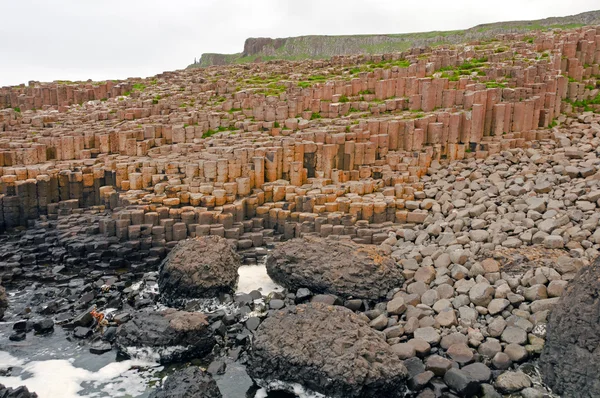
[266,236,404,301]
[158,237,241,305]
[248,302,408,398]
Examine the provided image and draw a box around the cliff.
[188,9,600,68]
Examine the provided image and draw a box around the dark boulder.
[266,236,404,301]
[158,237,241,305]
[248,302,408,398]
[0,383,38,397]
[149,366,221,398]
[32,319,54,335]
[0,284,7,320]
[115,309,215,364]
[540,256,600,397]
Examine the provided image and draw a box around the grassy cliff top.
[189,9,600,68]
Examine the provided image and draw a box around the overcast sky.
[0,0,597,86]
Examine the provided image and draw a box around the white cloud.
[0,0,597,86]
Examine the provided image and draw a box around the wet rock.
[206,360,226,376]
[0,383,38,398]
[248,302,408,398]
[0,285,7,320]
[73,327,93,339]
[89,340,112,355]
[69,307,94,328]
[116,309,215,364]
[266,237,404,301]
[9,332,25,341]
[149,366,222,398]
[33,319,54,335]
[158,237,241,305]
[540,257,600,396]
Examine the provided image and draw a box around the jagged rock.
[540,257,600,397]
[0,383,38,398]
[158,237,241,305]
[149,366,221,398]
[115,309,215,364]
[248,302,408,398]
[266,236,404,300]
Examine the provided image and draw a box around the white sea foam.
[255,379,328,398]
[0,354,160,398]
[236,264,283,295]
[125,345,189,363]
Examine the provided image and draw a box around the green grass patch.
[567,92,600,112]
[485,82,506,89]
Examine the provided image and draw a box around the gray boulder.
[266,236,404,300]
[116,309,215,364]
[540,256,600,397]
[248,302,408,398]
[158,237,241,305]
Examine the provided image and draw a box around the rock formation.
[158,236,240,305]
[0,20,599,398]
[115,309,215,364]
[149,366,222,398]
[267,236,404,300]
[0,384,37,398]
[539,256,600,397]
[192,10,600,67]
[248,302,408,398]
[0,283,7,320]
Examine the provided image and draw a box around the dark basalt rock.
[115,309,215,364]
[539,256,600,397]
[0,383,38,397]
[266,236,404,301]
[149,366,221,398]
[158,237,241,306]
[248,302,408,398]
[0,284,7,320]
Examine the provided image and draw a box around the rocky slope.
[191,10,600,67]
